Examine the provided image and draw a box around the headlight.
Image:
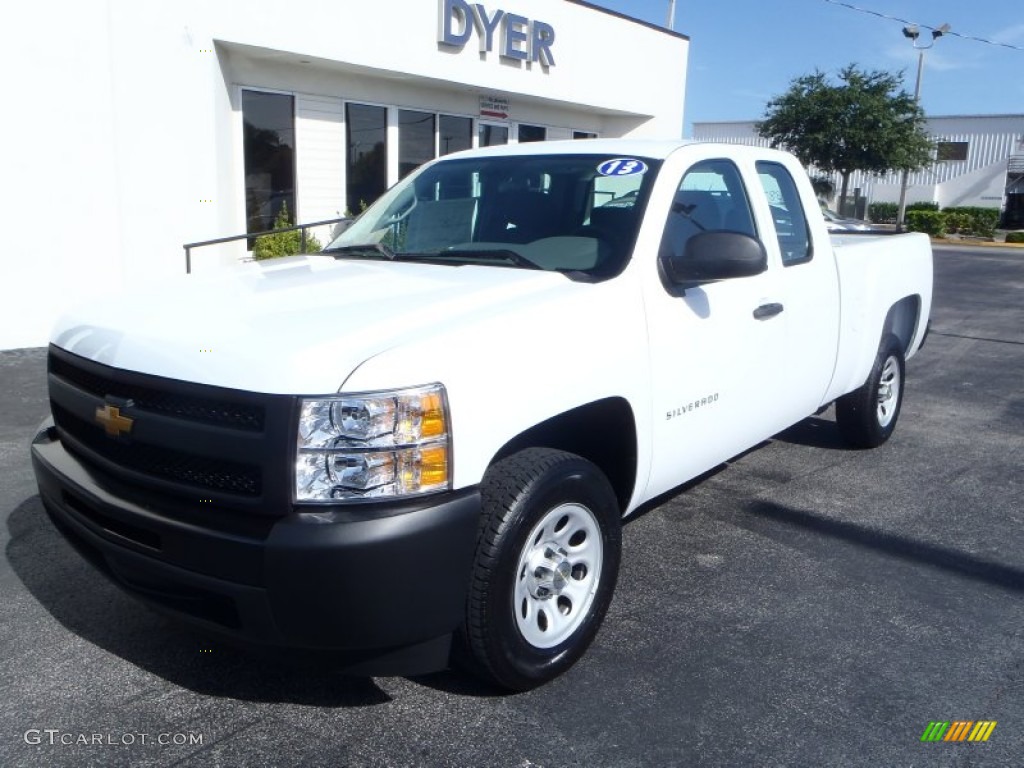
[295,384,450,502]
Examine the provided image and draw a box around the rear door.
[752,160,840,422]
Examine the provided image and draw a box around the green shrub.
[1006,232,1024,244]
[252,203,322,260]
[942,211,972,234]
[941,206,999,238]
[907,201,940,212]
[906,210,947,238]
[868,202,898,224]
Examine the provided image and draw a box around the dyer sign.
[438,0,556,67]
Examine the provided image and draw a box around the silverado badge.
[95,404,133,437]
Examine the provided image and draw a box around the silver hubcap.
[514,503,603,649]
[876,355,901,428]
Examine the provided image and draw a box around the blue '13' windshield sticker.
[597,158,648,177]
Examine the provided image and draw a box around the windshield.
[325,153,661,278]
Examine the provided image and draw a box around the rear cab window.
[756,162,812,265]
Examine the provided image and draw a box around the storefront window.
[399,110,436,179]
[242,90,295,235]
[439,115,473,156]
[518,124,546,143]
[573,131,598,140]
[347,103,387,213]
[478,123,509,147]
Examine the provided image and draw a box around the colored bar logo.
[920,721,997,742]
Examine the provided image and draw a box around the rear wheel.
[457,448,621,691]
[836,334,906,448]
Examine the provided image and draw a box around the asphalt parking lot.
[2,244,1022,767]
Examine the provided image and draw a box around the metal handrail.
[183,216,351,273]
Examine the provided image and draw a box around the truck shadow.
[730,499,1024,594]
[5,497,394,707]
[772,415,852,450]
[627,412,855,528]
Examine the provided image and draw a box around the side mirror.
[665,231,767,285]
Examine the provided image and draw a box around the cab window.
[659,159,757,263]
[756,162,812,265]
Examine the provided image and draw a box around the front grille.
[50,354,264,431]
[46,345,296,514]
[54,403,262,496]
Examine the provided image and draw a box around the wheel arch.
[882,294,922,356]
[826,292,923,403]
[489,397,637,513]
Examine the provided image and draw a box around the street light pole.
[895,23,950,230]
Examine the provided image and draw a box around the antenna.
[667,0,676,30]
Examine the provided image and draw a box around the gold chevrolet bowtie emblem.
[95,404,133,437]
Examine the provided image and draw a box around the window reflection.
[242,90,295,236]
[399,110,436,179]
[439,115,473,156]
[347,103,387,213]
[518,124,546,143]
[478,123,509,147]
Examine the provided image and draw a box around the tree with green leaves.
[758,64,933,211]
[809,174,836,202]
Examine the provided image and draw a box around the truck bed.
[827,231,934,402]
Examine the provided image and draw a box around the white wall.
[0,0,688,350]
[868,161,1009,208]
[3,1,126,350]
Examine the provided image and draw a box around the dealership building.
[694,114,1024,223]
[3,0,688,351]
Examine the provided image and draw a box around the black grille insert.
[50,354,265,432]
[53,403,262,497]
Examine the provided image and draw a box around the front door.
[642,157,788,499]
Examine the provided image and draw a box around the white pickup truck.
[31,140,932,690]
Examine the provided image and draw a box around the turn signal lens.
[420,392,446,438]
[295,384,451,502]
[408,445,449,490]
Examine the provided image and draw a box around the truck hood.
[51,255,578,393]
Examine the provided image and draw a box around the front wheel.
[456,448,622,691]
[835,333,906,448]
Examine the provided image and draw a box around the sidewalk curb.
[930,238,1024,249]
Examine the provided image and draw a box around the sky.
[590,0,1024,134]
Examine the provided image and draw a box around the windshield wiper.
[322,243,396,260]
[431,249,542,270]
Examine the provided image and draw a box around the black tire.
[456,448,622,691]
[836,333,906,449]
